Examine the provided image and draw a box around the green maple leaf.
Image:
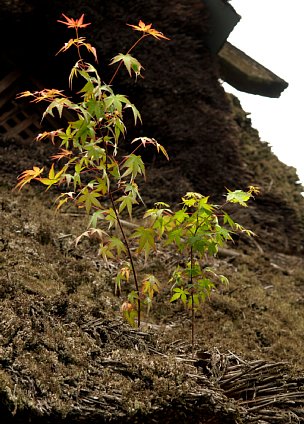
[131,227,156,261]
[121,154,145,181]
[223,211,236,228]
[170,287,189,305]
[99,243,115,266]
[118,193,138,218]
[172,209,189,224]
[110,53,143,79]
[108,236,127,256]
[125,103,142,125]
[42,97,72,120]
[226,189,251,207]
[165,227,184,250]
[77,187,102,213]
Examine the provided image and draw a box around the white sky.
[223,0,304,185]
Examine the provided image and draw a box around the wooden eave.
[218,41,288,98]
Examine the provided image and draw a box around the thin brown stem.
[191,293,195,358]
[190,245,195,358]
[108,188,141,327]
[109,34,148,85]
[75,28,83,63]
[189,211,200,357]
[118,144,142,167]
[105,144,141,327]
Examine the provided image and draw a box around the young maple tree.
[16,14,170,327]
[16,15,258,347]
[140,188,258,353]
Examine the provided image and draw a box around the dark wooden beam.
[218,41,288,98]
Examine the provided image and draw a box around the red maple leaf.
[57,14,91,29]
[127,20,170,40]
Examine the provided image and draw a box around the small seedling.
[143,188,258,354]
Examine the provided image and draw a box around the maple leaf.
[17,89,65,103]
[36,130,63,144]
[55,192,74,211]
[141,274,160,297]
[32,89,66,103]
[83,43,98,62]
[120,266,130,282]
[120,301,133,313]
[57,38,98,62]
[121,154,145,181]
[56,37,85,54]
[124,103,142,125]
[77,187,102,214]
[132,137,169,160]
[16,90,34,99]
[131,227,156,262]
[51,149,73,161]
[36,131,51,142]
[98,243,115,266]
[118,193,138,218]
[75,228,108,246]
[15,166,44,190]
[248,185,260,195]
[110,53,143,79]
[57,13,91,29]
[108,236,127,256]
[226,189,251,207]
[127,20,170,40]
[141,274,160,314]
[170,287,190,305]
[38,164,67,189]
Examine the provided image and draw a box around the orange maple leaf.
[127,20,170,40]
[36,130,63,144]
[36,131,51,141]
[57,13,91,29]
[51,149,73,161]
[56,37,98,62]
[15,90,34,99]
[15,166,44,190]
[18,89,66,103]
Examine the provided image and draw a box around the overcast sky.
[223,0,304,185]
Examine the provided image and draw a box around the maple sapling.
[16,14,170,327]
[16,14,258,348]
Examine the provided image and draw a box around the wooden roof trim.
[218,41,288,98]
